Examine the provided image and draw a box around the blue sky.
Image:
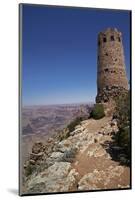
[21,4,131,105]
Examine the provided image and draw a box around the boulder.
[110,120,117,127]
[32,142,45,154]
[47,137,54,143]
[56,140,73,153]
[29,159,36,165]
[27,162,79,193]
[50,152,64,162]
[94,147,106,157]
[30,152,44,161]
[78,166,125,190]
[78,170,99,190]
[87,143,106,158]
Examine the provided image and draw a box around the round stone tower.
[96,28,128,103]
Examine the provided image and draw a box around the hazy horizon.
[22,101,94,107]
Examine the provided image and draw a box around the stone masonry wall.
[96,28,128,103]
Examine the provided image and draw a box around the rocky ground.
[22,116,130,194]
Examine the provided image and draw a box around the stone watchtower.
[96,28,128,103]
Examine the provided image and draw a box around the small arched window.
[118,37,121,42]
[110,35,114,41]
[104,68,109,72]
[103,37,106,42]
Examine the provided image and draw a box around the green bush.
[114,127,130,147]
[67,117,83,132]
[58,128,70,141]
[113,127,130,162]
[114,91,130,129]
[25,164,36,177]
[90,104,105,120]
[57,117,83,141]
[113,91,131,164]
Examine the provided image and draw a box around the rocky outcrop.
[96,86,128,117]
[87,144,106,158]
[26,162,79,194]
[96,86,128,103]
[99,119,118,136]
[78,166,128,190]
[32,141,45,154]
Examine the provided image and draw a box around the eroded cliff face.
[22,116,130,194]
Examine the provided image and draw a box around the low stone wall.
[96,86,128,116]
[96,86,128,103]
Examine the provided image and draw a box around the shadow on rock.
[101,140,130,167]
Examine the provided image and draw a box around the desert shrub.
[25,164,36,177]
[113,127,130,163]
[62,148,77,163]
[113,91,131,164]
[59,132,70,141]
[114,127,130,147]
[114,91,130,128]
[90,104,105,120]
[57,117,83,141]
[58,117,83,141]
[67,117,83,132]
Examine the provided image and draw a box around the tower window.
[118,37,121,42]
[110,35,114,41]
[105,53,108,56]
[103,37,106,42]
[98,41,100,46]
[104,68,109,72]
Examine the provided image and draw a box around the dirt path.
[23,117,130,194]
[72,117,130,190]
[85,116,111,132]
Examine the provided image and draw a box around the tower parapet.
[96,28,128,103]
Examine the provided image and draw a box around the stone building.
[96,28,128,103]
